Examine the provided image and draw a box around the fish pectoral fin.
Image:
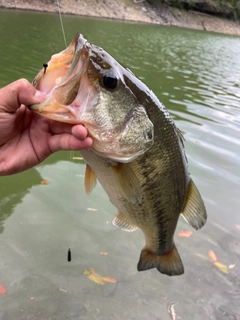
[111,163,142,204]
[137,244,184,276]
[112,211,138,232]
[84,164,97,195]
[181,179,207,230]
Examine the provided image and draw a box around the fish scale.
[30,33,207,276]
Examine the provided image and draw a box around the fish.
[30,33,207,276]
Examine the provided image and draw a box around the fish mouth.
[29,34,91,124]
[30,103,77,123]
[29,33,154,163]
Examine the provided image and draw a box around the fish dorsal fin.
[111,163,142,204]
[112,211,138,232]
[181,179,207,230]
[84,164,97,195]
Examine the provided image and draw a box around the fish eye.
[102,75,118,89]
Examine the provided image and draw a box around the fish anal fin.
[137,244,184,276]
[181,179,207,230]
[112,211,138,232]
[84,164,97,196]
[111,163,142,204]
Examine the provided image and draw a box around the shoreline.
[0,0,240,36]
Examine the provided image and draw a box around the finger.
[0,78,46,113]
[72,124,89,140]
[49,121,89,140]
[49,134,93,153]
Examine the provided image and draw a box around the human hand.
[0,78,93,176]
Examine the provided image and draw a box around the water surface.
[0,9,240,320]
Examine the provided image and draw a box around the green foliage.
[220,0,240,20]
[145,0,240,20]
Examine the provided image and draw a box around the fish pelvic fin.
[181,179,207,230]
[111,163,142,204]
[137,244,184,276]
[84,164,97,196]
[112,211,138,232]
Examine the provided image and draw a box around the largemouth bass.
[30,34,207,276]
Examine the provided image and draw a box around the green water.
[0,9,240,320]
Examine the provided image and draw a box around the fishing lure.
[43,63,48,74]
[67,248,71,262]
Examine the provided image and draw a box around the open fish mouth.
[29,33,154,163]
[30,34,93,124]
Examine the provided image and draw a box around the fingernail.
[34,90,47,101]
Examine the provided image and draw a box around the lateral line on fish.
[57,0,67,48]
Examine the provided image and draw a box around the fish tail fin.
[137,244,184,276]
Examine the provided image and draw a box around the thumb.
[0,78,46,113]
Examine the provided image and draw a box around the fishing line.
[30,0,66,75]
[56,0,76,261]
[29,66,41,71]
[57,0,67,48]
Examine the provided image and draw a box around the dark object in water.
[67,248,71,262]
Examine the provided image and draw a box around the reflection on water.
[0,9,240,320]
[0,170,41,233]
